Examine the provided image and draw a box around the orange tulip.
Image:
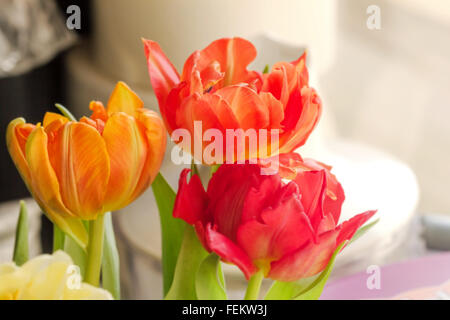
[143,37,322,163]
[6,82,166,248]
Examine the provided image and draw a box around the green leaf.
[191,160,200,177]
[264,275,317,300]
[152,172,186,295]
[101,212,121,299]
[210,164,221,177]
[165,225,208,300]
[13,200,29,266]
[53,224,65,252]
[196,254,227,300]
[293,241,347,300]
[55,103,76,121]
[350,218,379,244]
[64,235,87,278]
[262,64,270,74]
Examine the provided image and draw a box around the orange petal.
[131,109,167,201]
[182,38,260,88]
[106,81,144,117]
[216,85,269,130]
[279,87,322,153]
[291,51,309,87]
[102,112,148,211]
[6,118,34,187]
[143,39,180,107]
[43,112,69,128]
[259,92,284,129]
[47,122,110,220]
[25,126,88,248]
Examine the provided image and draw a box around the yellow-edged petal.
[106,81,144,117]
[102,112,147,211]
[43,112,69,128]
[131,109,166,200]
[25,126,88,248]
[47,122,110,220]
[6,118,34,188]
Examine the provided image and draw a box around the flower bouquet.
[2,37,376,300]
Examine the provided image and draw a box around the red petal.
[206,224,257,279]
[294,170,327,232]
[268,228,338,281]
[143,39,180,108]
[237,184,313,264]
[302,158,345,224]
[173,169,209,225]
[336,210,377,244]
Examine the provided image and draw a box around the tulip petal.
[182,38,260,88]
[25,126,88,248]
[279,87,322,153]
[131,109,167,201]
[291,51,309,87]
[143,39,180,107]
[43,112,69,128]
[102,112,147,211]
[302,158,345,224]
[205,224,257,279]
[336,210,377,244]
[268,228,338,281]
[6,118,34,187]
[206,164,261,240]
[47,122,110,220]
[237,183,314,270]
[216,85,269,130]
[294,170,327,232]
[106,81,144,117]
[173,169,209,225]
[259,92,284,129]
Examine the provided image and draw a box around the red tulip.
[143,38,322,163]
[173,160,375,281]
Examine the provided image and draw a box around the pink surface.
[320,252,450,300]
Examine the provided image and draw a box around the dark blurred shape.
[0,0,80,202]
[422,215,450,251]
[0,55,65,202]
[56,0,91,36]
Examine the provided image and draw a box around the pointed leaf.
[55,103,76,121]
[64,234,87,278]
[196,254,227,300]
[165,225,208,300]
[102,212,121,299]
[152,172,186,295]
[13,200,29,266]
[264,275,317,300]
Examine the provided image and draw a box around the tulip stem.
[85,213,105,287]
[244,270,264,300]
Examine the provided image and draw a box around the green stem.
[84,214,105,286]
[244,270,264,300]
[53,224,65,252]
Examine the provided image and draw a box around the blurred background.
[0,0,449,299]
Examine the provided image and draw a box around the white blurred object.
[90,0,336,88]
[0,0,76,77]
[0,198,41,263]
